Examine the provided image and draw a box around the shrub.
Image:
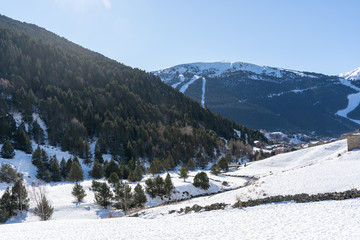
[0,163,19,183]
[72,183,87,202]
[1,140,15,159]
[193,172,210,190]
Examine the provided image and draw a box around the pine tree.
[154,175,165,197]
[210,163,220,175]
[31,145,42,166]
[14,127,32,153]
[104,159,121,179]
[33,187,54,221]
[94,182,113,208]
[108,172,120,187]
[50,156,61,182]
[147,158,163,176]
[89,159,103,179]
[65,158,73,177]
[94,147,104,163]
[67,161,84,182]
[164,173,174,197]
[218,156,229,171]
[72,183,87,202]
[114,182,133,215]
[187,159,196,171]
[163,155,175,171]
[31,121,45,145]
[179,165,189,182]
[82,139,92,165]
[133,183,146,208]
[1,140,15,159]
[11,179,30,212]
[60,157,67,180]
[0,187,16,217]
[145,178,156,198]
[193,172,210,190]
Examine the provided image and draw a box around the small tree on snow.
[133,183,146,208]
[94,182,113,208]
[72,183,87,202]
[193,172,210,190]
[1,140,15,159]
[32,186,54,221]
[179,165,188,182]
[114,182,133,215]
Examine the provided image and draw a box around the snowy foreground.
[2,139,360,239]
[2,198,360,240]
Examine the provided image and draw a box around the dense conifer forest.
[0,14,266,173]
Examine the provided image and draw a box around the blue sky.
[1,0,360,75]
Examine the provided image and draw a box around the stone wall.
[347,135,360,151]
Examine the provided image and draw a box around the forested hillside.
[0,14,265,168]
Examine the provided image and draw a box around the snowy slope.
[339,67,360,81]
[2,137,360,239]
[154,61,319,83]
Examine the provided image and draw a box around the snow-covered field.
[2,138,360,239]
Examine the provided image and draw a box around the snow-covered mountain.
[154,61,360,137]
[339,67,360,81]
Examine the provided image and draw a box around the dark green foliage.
[14,126,32,153]
[147,158,163,176]
[210,163,220,175]
[179,165,188,182]
[72,183,87,202]
[65,158,73,178]
[164,173,174,197]
[1,140,15,159]
[60,158,67,180]
[196,155,207,169]
[0,15,265,166]
[11,179,29,211]
[32,146,48,169]
[108,172,120,187]
[67,161,84,182]
[145,176,166,198]
[104,159,121,179]
[0,187,16,218]
[94,147,104,164]
[0,163,18,183]
[114,182,133,214]
[91,180,102,192]
[218,157,229,172]
[0,208,10,223]
[187,159,196,171]
[33,188,54,221]
[163,155,176,171]
[31,120,45,144]
[50,156,61,182]
[89,159,103,179]
[94,182,113,208]
[133,183,146,208]
[193,172,210,190]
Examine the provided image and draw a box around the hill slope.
[0,15,265,165]
[154,62,360,136]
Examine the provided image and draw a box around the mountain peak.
[339,67,360,81]
[154,61,320,83]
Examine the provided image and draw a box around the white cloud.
[102,0,112,9]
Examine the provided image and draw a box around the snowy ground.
[2,198,360,240]
[2,138,360,239]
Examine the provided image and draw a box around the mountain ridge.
[154,61,360,137]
